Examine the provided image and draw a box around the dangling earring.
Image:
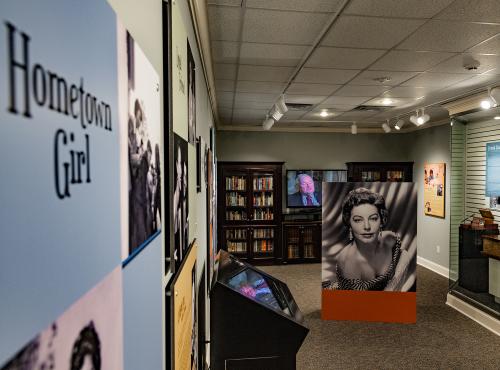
[349,228,353,242]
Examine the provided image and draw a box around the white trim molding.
[417,256,449,279]
[446,293,500,337]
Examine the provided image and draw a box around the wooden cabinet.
[282,221,321,263]
[346,162,413,182]
[217,162,283,264]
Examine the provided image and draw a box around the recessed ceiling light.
[320,110,329,117]
[481,99,492,110]
[382,98,393,105]
[494,116,500,120]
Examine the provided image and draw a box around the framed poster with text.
[424,163,445,218]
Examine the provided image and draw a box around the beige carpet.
[259,264,500,370]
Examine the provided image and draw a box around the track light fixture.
[351,122,357,135]
[481,88,498,110]
[382,120,391,133]
[262,115,274,131]
[275,94,288,115]
[394,118,405,130]
[409,108,430,126]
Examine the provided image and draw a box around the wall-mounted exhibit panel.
[450,114,500,318]
[424,163,446,218]
[322,182,417,323]
[210,250,309,370]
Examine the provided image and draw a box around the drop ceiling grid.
[208,0,500,130]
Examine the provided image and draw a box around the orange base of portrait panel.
[322,290,416,323]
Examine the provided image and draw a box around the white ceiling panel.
[306,47,386,69]
[286,83,341,96]
[443,74,499,92]
[207,0,242,6]
[218,100,234,109]
[398,21,500,53]
[321,96,372,106]
[232,109,269,119]
[236,80,285,93]
[231,119,262,126]
[294,68,360,84]
[214,63,238,80]
[208,6,242,42]
[242,9,329,45]
[239,43,308,66]
[246,0,342,12]
[436,0,500,23]
[212,41,239,63]
[401,72,472,88]
[349,70,419,86]
[322,16,424,49]
[238,65,294,82]
[337,110,379,119]
[363,97,417,107]
[334,85,392,97]
[282,110,308,120]
[286,95,328,104]
[235,92,280,102]
[215,79,236,92]
[301,111,343,120]
[344,0,455,18]
[429,54,500,74]
[468,34,500,55]
[315,104,357,111]
[218,108,233,119]
[216,91,235,102]
[369,50,455,72]
[381,86,429,98]
[234,100,273,110]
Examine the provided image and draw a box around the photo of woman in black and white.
[173,134,189,270]
[322,183,417,292]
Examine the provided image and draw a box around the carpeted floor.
[259,264,500,370]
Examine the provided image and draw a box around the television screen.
[286,170,346,208]
[227,269,291,315]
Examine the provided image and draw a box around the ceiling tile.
[337,110,379,119]
[208,6,242,41]
[238,65,294,82]
[429,54,500,74]
[443,74,497,92]
[381,86,429,98]
[301,110,343,120]
[306,47,386,69]
[240,43,307,66]
[363,97,418,107]
[294,68,360,84]
[369,50,455,71]
[436,0,500,23]
[207,0,242,5]
[215,79,236,92]
[344,0,455,18]
[233,100,274,110]
[334,85,392,97]
[235,92,280,102]
[232,109,269,119]
[218,108,233,119]
[315,104,357,111]
[246,0,342,12]
[322,16,424,49]
[282,110,308,120]
[236,80,285,93]
[216,91,235,102]
[349,70,419,86]
[214,63,238,80]
[285,95,328,104]
[212,41,239,63]
[242,9,329,45]
[468,34,500,55]
[398,21,500,52]
[286,83,341,95]
[401,72,472,87]
[321,96,372,105]
[218,100,234,109]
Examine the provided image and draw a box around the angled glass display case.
[210,250,309,370]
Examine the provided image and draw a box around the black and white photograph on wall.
[0,267,123,370]
[174,133,189,271]
[123,29,162,261]
[187,41,196,145]
[196,137,202,193]
[322,182,417,292]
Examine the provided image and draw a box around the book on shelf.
[226,176,246,191]
[253,176,273,191]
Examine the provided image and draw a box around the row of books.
[226,211,247,221]
[228,242,247,253]
[253,177,273,191]
[226,176,246,191]
[253,240,273,252]
[226,193,246,206]
[253,193,273,206]
[288,245,300,259]
[226,229,247,239]
[253,209,274,220]
[253,228,274,238]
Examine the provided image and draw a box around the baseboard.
[446,293,500,336]
[417,256,449,279]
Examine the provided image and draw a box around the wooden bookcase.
[282,221,321,263]
[217,162,283,265]
[346,162,413,182]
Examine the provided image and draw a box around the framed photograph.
[424,163,446,218]
[187,41,196,145]
[196,136,204,193]
[174,133,189,272]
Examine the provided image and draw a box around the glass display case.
[210,250,309,370]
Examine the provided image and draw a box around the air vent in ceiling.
[352,105,393,112]
[286,102,314,110]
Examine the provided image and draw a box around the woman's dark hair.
[342,187,388,228]
[70,321,101,370]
